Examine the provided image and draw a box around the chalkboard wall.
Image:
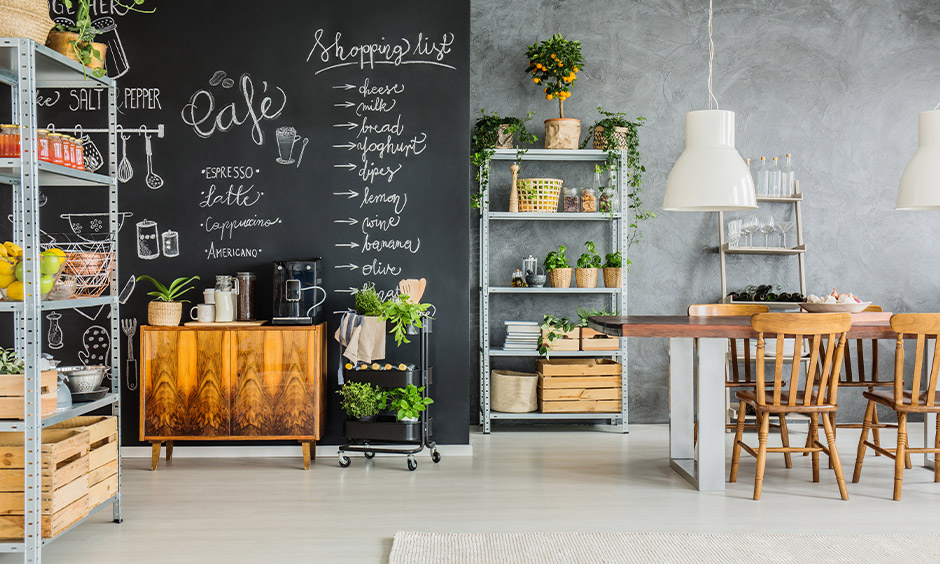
[22,0,471,446]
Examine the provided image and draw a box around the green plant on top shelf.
[543,245,570,272]
[380,294,432,346]
[336,381,384,420]
[0,348,24,375]
[537,313,578,358]
[137,275,200,303]
[353,283,384,316]
[384,384,433,421]
[576,241,602,269]
[470,110,538,208]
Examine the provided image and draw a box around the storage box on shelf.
[0,370,57,419]
[579,327,619,351]
[48,416,117,510]
[0,429,90,539]
[537,358,622,414]
[540,327,580,351]
[490,370,538,413]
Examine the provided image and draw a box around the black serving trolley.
[338,318,439,471]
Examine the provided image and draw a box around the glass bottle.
[214,275,236,322]
[768,157,782,197]
[755,156,768,196]
[562,187,579,212]
[745,158,752,185]
[781,153,795,196]
[511,269,526,288]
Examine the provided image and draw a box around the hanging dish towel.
[334,312,386,383]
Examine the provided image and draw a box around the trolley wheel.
[338,454,351,468]
[431,450,441,464]
[407,456,417,471]
[364,451,375,459]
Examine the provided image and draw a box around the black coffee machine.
[272,258,325,325]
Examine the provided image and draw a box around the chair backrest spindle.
[889,314,940,408]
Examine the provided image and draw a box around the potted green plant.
[525,34,584,149]
[137,275,200,326]
[384,384,433,422]
[575,241,602,288]
[470,110,538,208]
[354,283,384,316]
[537,314,579,358]
[602,252,625,289]
[336,381,384,422]
[543,245,571,288]
[380,294,432,346]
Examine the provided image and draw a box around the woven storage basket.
[592,125,631,150]
[548,268,571,288]
[575,268,598,288]
[517,178,562,213]
[45,32,107,71]
[148,301,182,327]
[603,267,622,288]
[0,0,52,44]
[491,370,538,413]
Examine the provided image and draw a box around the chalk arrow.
[332,189,359,199]
[332,83,356,90]
[334,287,358,294]
[334,263,359,270]
[332,142,356,150]
[333,217,358,225]
[334,163,357,171]
[333,121,357,130]
[335,242,361,249]
[333,101,355,108]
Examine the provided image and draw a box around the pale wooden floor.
[9,423,939,564]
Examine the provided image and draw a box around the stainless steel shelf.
[0,295,117,313]
[721,244,806,255]
[489,148,610,161]
[488,212,620,221]
[488,286,620,294]
[487,348,622,357]
[489,412,623,420]
[0,39,114,89]
[0,158,116,187]
[0,394,119,432]
[756,193,803,202]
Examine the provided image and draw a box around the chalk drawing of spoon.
[144,132,163,189]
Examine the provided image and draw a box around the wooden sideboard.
[140,324,327,470]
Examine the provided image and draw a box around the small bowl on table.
[799,301,872,313]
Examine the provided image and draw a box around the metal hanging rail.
[45,123,165,138]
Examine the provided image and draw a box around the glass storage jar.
[562,187,580,212]
[580,186,597,213]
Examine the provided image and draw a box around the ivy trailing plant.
[470,110,538,208]
[576,307,621,326]
[576,241,602,269]
[56,0,155,78]
[537,314,578,358]
[525,34,584,118]
[543,245,570,272]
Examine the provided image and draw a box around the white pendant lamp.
[663,0,756,212]
[896,110,940,210]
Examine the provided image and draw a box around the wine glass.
[741,216,759,247]
[727,219,742,248]
[777,221,795,248]
[759,216,776,247]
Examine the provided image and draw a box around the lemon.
[47,248,66,258]
[0,258,14,276]
[0,274,15,289]
[6,281,23,301]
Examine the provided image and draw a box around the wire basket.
[517,178,563,213]
[41,236,115,298]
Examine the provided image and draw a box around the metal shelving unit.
[478,148,628,433]
[0,38,122,563]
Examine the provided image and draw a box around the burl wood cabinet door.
[230,328,323,438]
[141,329,230,439]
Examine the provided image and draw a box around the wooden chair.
[688,304,796,467]
[852,313,940,501]
[730,312,852,500]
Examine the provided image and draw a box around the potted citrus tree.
[137,275,200,326]
[544,245,571,288]
[525,34,584,149]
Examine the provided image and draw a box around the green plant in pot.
[525,34,584,149]
[537,314,579,358]
[470,110,538,208]
[602,251,625,289]
[384,384,433,422]
[544,245,571,288]
[575,241,602,288]
[0,348,24,375]
[336,381,384,422]
[380,294,431,346]
[137,275,200,327]
[353,283,384,316]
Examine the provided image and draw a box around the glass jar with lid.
[0,125,21,158]
[562,186,579,212]
[48,133,64,165]
[37,129,50,162]
[580,186,597,213]
[214,275,237,322]
[74,137,84,170]
[235,271,257,321]
[61,135,74,168]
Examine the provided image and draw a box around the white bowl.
[799,301,872,313]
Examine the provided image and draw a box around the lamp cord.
[707,0,719,110]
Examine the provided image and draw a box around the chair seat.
[736,390,837,413]
[862,389,940,413]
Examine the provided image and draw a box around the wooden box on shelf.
[48,416,118,510]
[0,370,58,419]
[579,327,619,351]
[536,359,622,413]
[540,327,580,351]
[0,429,90,539]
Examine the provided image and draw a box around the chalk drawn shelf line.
[0,393,119,432]
[0,295,116,313]
[0,158,116,187]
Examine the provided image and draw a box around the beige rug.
[389,532,940,563]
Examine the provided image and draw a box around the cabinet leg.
[302,441,311,470]
[166,441,174,462]
[151,442,161,471]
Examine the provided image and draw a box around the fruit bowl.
[800,301,872,313]
[0,246,68,302]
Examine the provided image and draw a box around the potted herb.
[470,110,538,209]
[543,245,571,288]
[575,241,601,288]
[384,384,433,422]
[525,34,584,149]
[137,275,200,326]
[380,294,431,346]
[354,283,384,316]
[602,252,625,289]
[336,381,384,422]
[537,314,579,358]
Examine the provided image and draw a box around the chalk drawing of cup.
[275,126,301,165]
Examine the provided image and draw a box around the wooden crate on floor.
[49,416,118,510]
[540,327,580,351]
[0,371,58,420]
[537,358,622,413]
[580,327,620,351]
[0,429,90,539]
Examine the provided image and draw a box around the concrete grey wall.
[470,0,940,423]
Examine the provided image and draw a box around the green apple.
[14,261,23,282]
[40,252,63,276]
[39,274,54,295]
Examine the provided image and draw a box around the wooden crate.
[540,327,580,351]
[48,417,118,509]
[536,358,622,377]
[0,371,58,419]
[0,429,90,539]
[580,327,620,351]
[538,358,622,414]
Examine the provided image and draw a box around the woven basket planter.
[517,178,562,213]
[575,268,598,288]
[548,268,572,288]
[592,125,632,150]
[148,301,182,327]
[544,118,580,150]
[45,31,108,71]
[0,0,51,44]
[603,267,623,288]
[491,370,538,413]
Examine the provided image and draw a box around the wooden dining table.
[588,314,938,491]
